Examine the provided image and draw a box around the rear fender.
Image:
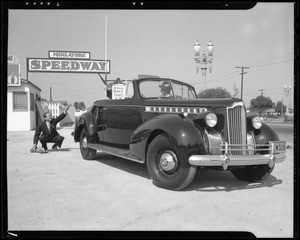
[130,114,206,162]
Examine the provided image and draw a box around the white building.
[7,78,42,131]
[7,78,76,131]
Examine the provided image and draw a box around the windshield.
[139,80,196,99]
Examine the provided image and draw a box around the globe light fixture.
[194,40,214,89]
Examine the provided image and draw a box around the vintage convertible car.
[73,77,286,190]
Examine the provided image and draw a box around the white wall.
[7,83,40,131]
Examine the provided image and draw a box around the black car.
[73,78,286,190]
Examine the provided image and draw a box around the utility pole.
[258,89,266,96]
[235,66,249,99]
[281,98,284,117]
[50,87,52,101]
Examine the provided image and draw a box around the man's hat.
[159,81,172,91]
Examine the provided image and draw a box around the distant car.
[73,78,286,190]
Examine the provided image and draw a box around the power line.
[244,52,293,66]
[249,59,293,68]
[191,57,292,87]
[191,70,239,86]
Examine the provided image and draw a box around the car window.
[140,81,166,98]
[171,82,196,99]
[139,80,196,99]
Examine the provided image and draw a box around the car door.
[96,99,143,147]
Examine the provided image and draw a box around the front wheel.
[146,134,196,190]
[80,128,96,160]
[230,164,274,182]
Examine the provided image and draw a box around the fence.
[40,101,75,127]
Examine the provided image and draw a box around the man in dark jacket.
[32,105,70,153]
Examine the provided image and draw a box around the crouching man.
[32,105,70,153]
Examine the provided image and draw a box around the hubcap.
[159,150,178,172]
[82,136,88,148]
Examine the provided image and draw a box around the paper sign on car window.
[112,84,126,99]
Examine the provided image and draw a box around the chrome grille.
[227,103,247,155]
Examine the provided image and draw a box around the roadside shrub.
[284,115,294,123]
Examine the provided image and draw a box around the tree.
[275,101,286,114]
[250,95,273,116]
[198,87,232,98]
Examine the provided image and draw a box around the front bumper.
[189,141,286,170]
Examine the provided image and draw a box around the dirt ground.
[5,124,295,237]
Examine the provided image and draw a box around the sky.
[7,2,294,108]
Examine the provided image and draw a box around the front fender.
[74,111,96,142]
[252,122,280,144]
[130,114,206,162]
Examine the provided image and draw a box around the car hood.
[142,98,243,108]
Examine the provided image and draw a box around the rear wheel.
[230,164,274,182]
[80,128,96,160]
[146,134,196,190]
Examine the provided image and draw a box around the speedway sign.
[27,58,110,73]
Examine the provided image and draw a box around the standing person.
[32,105,70,153]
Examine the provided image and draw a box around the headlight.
[205,113,217,127]
[252,116,262,129]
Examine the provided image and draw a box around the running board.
[87,143,144,164]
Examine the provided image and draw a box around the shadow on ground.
[46,148,74,152]
[93,152,150,179]
[186,169,282,192]
[85,152,283,191]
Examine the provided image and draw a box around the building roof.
[21,78,41,92]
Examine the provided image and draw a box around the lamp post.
[194,40,214,90]
[284,85,292,116]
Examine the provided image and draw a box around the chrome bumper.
[189,141,286,170]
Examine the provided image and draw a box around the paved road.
[6,125,294,237]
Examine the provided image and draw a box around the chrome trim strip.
[226,101,246,154]
[87,143,143,164]
[227,101,245,109]
[190,140,286,170]
[189,153,285,170]
[145,106,207,114]
[219,141,286,154]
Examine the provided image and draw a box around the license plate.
[270,141,286,153]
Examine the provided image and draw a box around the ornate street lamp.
[284,84,292,116]
[194,40,214,89]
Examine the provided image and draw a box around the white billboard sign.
[27,58,110,73]
[49,51,90,59]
